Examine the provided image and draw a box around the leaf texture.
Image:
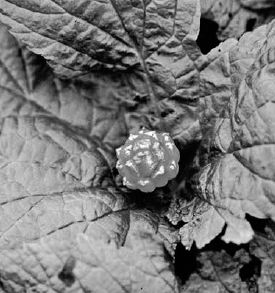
[199,24,267,134]
[0,0,202,99]
[0,1,274,291]
[0,21,183,292]
[0,231,179,293]
[168,20,275,249]
[0,25,163,250]
[0,0,204,147]
[194,20,275,247]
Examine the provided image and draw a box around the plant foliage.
[0,0,274,292]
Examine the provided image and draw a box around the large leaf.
[196,20,275,245]
[199,24,267,134]
[0,25,168,250]
[0,0,203,146]
[0,230,179,293]
[0,0,202,99]
[168,20,275,249]
[0,22,181,292]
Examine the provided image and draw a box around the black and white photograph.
[0,0,274,292]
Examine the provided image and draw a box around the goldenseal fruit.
[116,129,180,192]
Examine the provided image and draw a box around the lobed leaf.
[168,20,275,249]
[195,20,275,247]
[0,25,164,250]
[0,0,202,99]
[0,0,204,146]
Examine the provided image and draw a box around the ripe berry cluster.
[116,129,180,192]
